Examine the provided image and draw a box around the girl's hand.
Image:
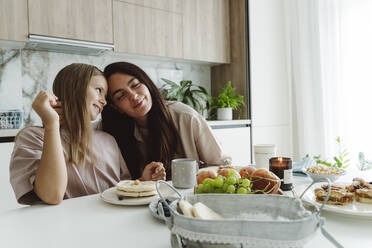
[52,101,64,126]
[140,162,166,181]
[32,91,60,128]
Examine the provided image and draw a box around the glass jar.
[269,157,293,191]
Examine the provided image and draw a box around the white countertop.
[0,129,20,137]
[0,177,371,248]
[207,119,251,126]
[0,120,252,138]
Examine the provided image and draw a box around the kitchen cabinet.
[28,0,113,44]
[209,120,252,166]
[211,0,248,119]
[115,0,182,13]
[0,0,28,42]
[0,142,21,212]
[113,0,182,58]
[182,0,230,63]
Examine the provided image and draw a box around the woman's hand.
[32,91,60,129]
[140,162,166,181]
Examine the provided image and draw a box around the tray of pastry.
[300,177,372,217]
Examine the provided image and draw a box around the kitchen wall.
[249,0,292,158]
[0,48,211,126]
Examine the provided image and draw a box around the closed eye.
[132,83,141,89]
[116,91,126,101]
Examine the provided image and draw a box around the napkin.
[292,158,316,177]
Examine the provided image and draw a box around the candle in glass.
[269,157,293,191]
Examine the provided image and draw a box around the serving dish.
[101,180,178,206]
[149,197,178,221]
[300,182,372,217]
[156,180,342,248]
[100,187,159,206]
[302,166,346,182]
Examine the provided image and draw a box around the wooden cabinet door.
[183,0,230,63]
[113,1,182,58]
[115,0,182,13]
[0,0,28,42]
[28,0,113,43]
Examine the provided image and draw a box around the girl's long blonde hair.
[53,63,103,166]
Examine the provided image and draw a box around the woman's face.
[108,73,152,126]
[86,75,108,121]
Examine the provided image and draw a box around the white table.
[0,177,371,248]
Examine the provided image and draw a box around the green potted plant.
[311,137,350,168]
[209,81,245,120]
[160,78,210,115]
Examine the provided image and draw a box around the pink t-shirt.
[9,127,130,205]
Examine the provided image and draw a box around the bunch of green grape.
[196,175,252,194]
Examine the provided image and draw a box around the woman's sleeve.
[193,117,232,166]
[9,128,44,205]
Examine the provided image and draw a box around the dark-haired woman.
[101,62,231,180]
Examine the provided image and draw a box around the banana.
[191,202,223,220]
[179,199,194,217]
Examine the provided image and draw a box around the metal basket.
[0,109,23,129]
[156,180,343,248]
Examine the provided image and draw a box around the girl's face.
[86,75,108,121]
[108,73,152,126]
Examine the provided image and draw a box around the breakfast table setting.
[1,163,372,248]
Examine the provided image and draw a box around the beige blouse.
[134,101,232,167]
[9,127,130,205]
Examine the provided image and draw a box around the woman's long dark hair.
[102,62,181,179]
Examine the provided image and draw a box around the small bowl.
[302,166,346,182]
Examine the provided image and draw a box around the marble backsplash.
[0,49,211,126]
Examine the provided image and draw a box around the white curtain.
[284,0,342,161]
[338,0,372,165]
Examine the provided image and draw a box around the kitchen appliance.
[0,109,23,129]
[25,35,114,56]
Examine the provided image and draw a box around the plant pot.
[217,107,232,120]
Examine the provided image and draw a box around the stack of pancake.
[116,180,158,198]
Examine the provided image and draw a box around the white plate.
[148,197,179,221]
[149,200,164,220]
[301,167,345,182]
[300,182,372,217]
[100,187,159,206]
[101,184,177,206]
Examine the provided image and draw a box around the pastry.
[314,185,353,206]
[347,178,372,204]
[346,177,372,192]
[355,188,372,204]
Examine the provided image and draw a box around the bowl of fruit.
[195,165,281,195]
